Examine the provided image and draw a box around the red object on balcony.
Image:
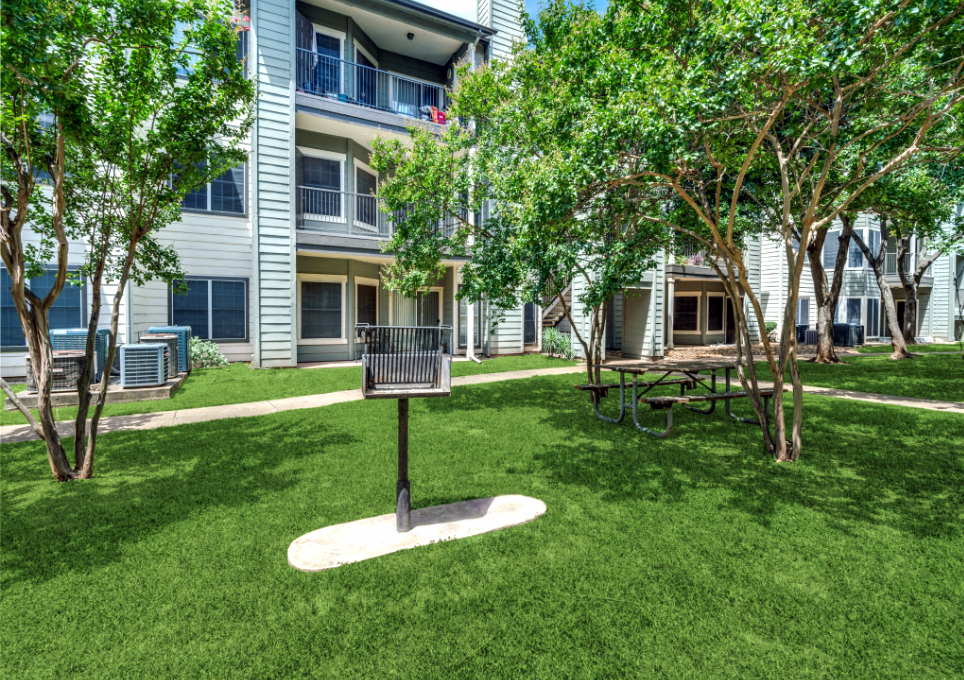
[437,111,446,124]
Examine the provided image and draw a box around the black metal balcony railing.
[297,187,465,239]
[296,49,449,121]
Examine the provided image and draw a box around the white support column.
[666,276,675,350]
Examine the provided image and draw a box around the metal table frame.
[589,361,764,437]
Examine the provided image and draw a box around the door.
[524,303,538,345]
[417,291,440,327]
[314,33,341,95]
[355,49,377,106]
[357,284,377,326]
[896,300,905,334]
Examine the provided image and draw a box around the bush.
[542,327,562,356]
[558,332,574,360]
[765,321,778,342]
[190,337,229,369]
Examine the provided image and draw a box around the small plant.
[190,337,229,369]
[765,321,778,342]
[542,327,561,356]
[558,332,574,360]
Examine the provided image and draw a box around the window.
[356,279,378,327]
[797,298,810,327]
[707,296,724,333]
[866,298,880,338]
[848,229,864,268]
[845,298,862,325]
[355,162,378,231]
[181,163,246,215]
[673,295,700,332]
[524,303,538,345]
[299,148,345,222]
[313,30,342,94]
[823,229,840,269]
[867,229,881,261]
[1,267,85,348]
[298,274,346,344]
[170,278,247,341]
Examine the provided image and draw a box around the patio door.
[417,291,440,327]
[524,303,538,345]
[355,49,377,107]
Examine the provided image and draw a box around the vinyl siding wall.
[254,0,297,366]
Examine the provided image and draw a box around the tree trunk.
[896,237,918,346]
[808,217,852,364]
[851,228,911,360]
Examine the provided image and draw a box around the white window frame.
[297,273,348,345]
[298,148,346,223]
[705,292,725,334]
[354,276,379,327]
[672,292,702,335]
[310,25,346,98]
[840,297,863,326]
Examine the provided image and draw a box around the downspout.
[463,29,483,364]
[250,0,262,367]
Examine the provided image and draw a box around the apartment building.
[1,0,531,379]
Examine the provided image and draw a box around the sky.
[419,0,543,23]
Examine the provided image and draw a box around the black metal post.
[396,398,411,532]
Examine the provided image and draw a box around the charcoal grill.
[356,324,452,532]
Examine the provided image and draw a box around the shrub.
[765,321,778,342]
[558,332,574,360]
[542,327,561,356]
[190,337,229,369]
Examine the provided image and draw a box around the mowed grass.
[755,353,964,402]
[0,354,575,426]
[858,342,963,354]
[3,375,963,678]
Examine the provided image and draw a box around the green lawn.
[858,342,963,354]
[3,375,963,678]
[755,353,964,402]
[0,354,575,426]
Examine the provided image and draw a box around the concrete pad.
[288,494,546,572]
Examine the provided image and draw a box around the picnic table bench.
[580,360,784,438]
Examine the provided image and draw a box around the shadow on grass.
[1,415,359,588]
[429,375,964,541]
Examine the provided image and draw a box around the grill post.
[397,398,411,532]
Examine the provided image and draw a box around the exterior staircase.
[542,285,572,327]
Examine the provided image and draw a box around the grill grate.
[120,344,168,388]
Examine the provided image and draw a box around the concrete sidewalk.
[757,381,964,414]
[0,365,584,445]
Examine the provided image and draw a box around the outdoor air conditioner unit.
[50,328,111,382]
[147,326,192,372]
[139,333,179,379]
[119,344,168,388]
[24,350,86,392]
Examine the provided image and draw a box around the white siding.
[488,304,523,354]
[478,0,525,60]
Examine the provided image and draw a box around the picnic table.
[575,359,781,438]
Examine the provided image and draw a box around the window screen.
[181,163,245,214]
[673,296,699,332]
[846,298,862,325]
[823,230,840,269]
[172,278,247,340]
[797,298,810,327]
[866,298,880,338]
[849,230,864,267]
[301,281,342,339]
[707,296,724,332]
[303,158,341,190]
[1,268,85,347]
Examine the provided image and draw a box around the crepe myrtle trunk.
[851,229,911,360]
[895,236,941,348]
[807,216,853,364]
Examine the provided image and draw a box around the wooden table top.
[595,359,743,374]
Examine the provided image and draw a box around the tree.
[1,0,254,480]
[380,0,964,462]
[850,164,963,357]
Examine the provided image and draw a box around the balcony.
[297,187,462,241]
[884,252,916,276]
[296,49,450,123]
